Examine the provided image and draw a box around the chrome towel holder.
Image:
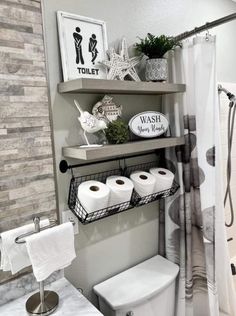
[15,217,59,316]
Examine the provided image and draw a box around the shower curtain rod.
[174,12,236,41]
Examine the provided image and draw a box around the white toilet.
[94,255,179,316]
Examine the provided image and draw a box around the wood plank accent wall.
[0,0,57,283]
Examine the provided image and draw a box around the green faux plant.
[135,33,180,59]
[105,119,129,144]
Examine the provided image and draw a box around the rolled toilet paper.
[130,171,156,197]
[77,180,110,214]
[106,176,134,206]
[149,167,174,193]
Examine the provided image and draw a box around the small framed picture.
[57,11,108,81]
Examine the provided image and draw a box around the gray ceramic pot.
[145,58,168,82]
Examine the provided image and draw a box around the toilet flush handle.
[126,312,134,316]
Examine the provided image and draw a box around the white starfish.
[100,38,141,81]
[101,48,130,80]
[120,38,141,81]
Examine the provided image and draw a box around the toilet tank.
[93,255,179,316]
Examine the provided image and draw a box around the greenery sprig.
[105,119,129,144]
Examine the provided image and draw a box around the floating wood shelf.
[58,78,186,95]
[62,137,185,161]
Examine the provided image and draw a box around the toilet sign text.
[129,111,169,138]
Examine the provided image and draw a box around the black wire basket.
[68,169,135,224]
[68,162,179,224]
[124,161,179,207]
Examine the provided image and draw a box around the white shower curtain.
[159,36,236,316]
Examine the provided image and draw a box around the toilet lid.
[93,255,179,310]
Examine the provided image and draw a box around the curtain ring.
[205,29,210,41]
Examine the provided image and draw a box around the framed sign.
[129,111,169,138]
[57,11,108,81]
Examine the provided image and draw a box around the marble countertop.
[0,278,103,316]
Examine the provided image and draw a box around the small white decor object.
[74,100,107,147]
[149,167,174,193]
[129,111,169,138]
[100,38,141,81]
[77,180,110,213]
[92,95,122,122]
[130,171,156,197]
[106,175,134,207]
[57,11,108,81]
[145,58,168,82]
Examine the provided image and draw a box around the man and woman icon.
[73,27,98,65]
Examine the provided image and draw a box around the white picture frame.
[57,11,108,82]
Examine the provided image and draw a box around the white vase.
[145,58,168,82]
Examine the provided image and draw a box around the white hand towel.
[25,222,76,282]
[0,219,49,274]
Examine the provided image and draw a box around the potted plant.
[135,33,180,82]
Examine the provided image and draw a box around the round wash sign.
[128,111,169,138]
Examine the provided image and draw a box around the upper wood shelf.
[58,78,186,95]
[62,137,185,161]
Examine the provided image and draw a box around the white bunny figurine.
[74,100,107,147]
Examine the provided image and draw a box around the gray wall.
[0,0,57,284]
[42,0,236,304]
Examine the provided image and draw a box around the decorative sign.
[57,11,108,81]
[92,95,122,123]
[128,111,169,138]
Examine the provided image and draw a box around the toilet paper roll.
[77,180,110,214]
[149,168,174,193]
[106,176,134,206]
[130,171,156,197]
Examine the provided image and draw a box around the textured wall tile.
[4,0,41,8]
[0,117,50,128]
[33,23,43,35]
[0,4,42,24]
[1,103,50,118]
[0,191,9,202]
[0,63,46,76]
[0,193,56,220]
[0,149,18,157]
[0,82,24,95]
[0,129,7,135]
[1,0,41,12]
[9,178,55,203]
[0,28,43,45]
[0,76,47,87]
[0,19,33,33]
[0,39,24,49]
[0,52,33,64]
[0,0,57,285]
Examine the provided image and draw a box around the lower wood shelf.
[62,137,185,161]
